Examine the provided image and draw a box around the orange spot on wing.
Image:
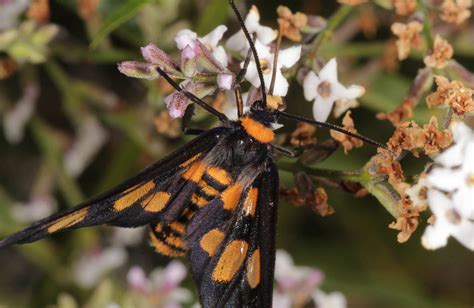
[200,228,225,256]
[241,116,274,143]
[243,187,258,217]
[221,183,244,211]
[207,166,232,186]
[47,207,89,233]
[246,249,261,288]
[114,181,155,211]
[182,160,207,183]
[142,191,171,212]
[212,240,249,282]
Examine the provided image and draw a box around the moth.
[0,1,385,306]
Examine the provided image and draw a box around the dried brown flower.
[424,35,454,69]
[27,0,50,23]
[421,117,453,154]
[380,40,400,71]
[78,0,100,19]
[391,21,423,60]
[372,148,406,191]
[0,58,18,79]
[392,0,417,16]
[377,99,414,125]
[357,7,378,38]
[426,76,474,116]
[389,213,420,243]
[308,188,335,217]
[330,111,363,154]
[154,111,181,138]
[387,117,452,156]
[290,122,317,146]
[277,6,308,42]
[440,0,472,25]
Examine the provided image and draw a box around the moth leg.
[270,144,296,158]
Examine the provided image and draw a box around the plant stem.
[417,0,434,49]
[306,4,354,66]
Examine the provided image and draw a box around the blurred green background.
[0,0,472,307]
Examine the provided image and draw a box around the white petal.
[274,250,296,281]
[421,224,450,250]
[271,70,289,97]
[226,30,247,52]
[313,97,335,122]
[427,167,464,192]
[244,62,261,88]
[434,142,465,168]
[303,71,320,101]
[253,39,272,60]
[452,220,474,250]
[201,25,227,48]
[175,29,197,50]
[256,26,278,45]
[212,46,228,67]
[452,188,474,219]
[341,85,365,100]
[217,73,233,90]
[164,260,187,287]
[278,45,302,69]
[245,5,261,32]
[312,290,347,308]
[427,188,454,215]
[319,58,339,84]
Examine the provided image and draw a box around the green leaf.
[195,0,230,35]
[90,0,152,49]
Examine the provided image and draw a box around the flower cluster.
[421,122,474,250]
[274,250,346,308]
[119,6,363,123]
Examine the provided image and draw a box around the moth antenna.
[229,0,267,104]
[155,67,228,122]
[279,111,388,150]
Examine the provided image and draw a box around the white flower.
[127,261,193,306]
[11,195,57,223]
[303,58,365,122]
[74,246,128,288]
[243,40,301,97]
[226,5,277,53]
[64,116,108,177]
[312,289,347,308]
[273,250,346,307]
[0,0,29,30]
[175,25,228,67]
[422,121,474,250]
[3,82,39,144]
[422,190,474,250]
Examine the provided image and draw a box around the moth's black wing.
[185,162,279,307]
[0,127,227,248]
